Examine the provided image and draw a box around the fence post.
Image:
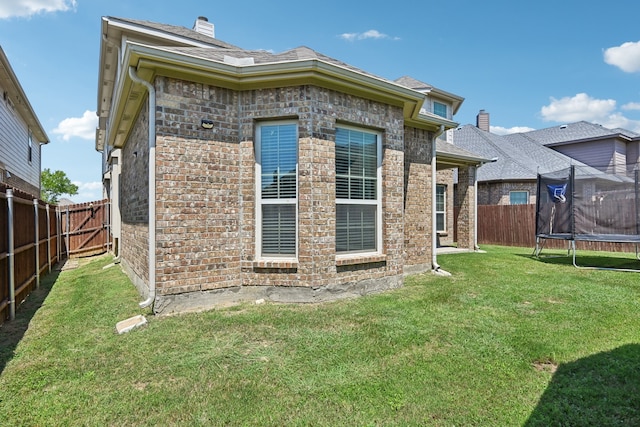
[46,204,51,273]
[65,205,70,259]
[56,206,61,262]
[7,189,15,321]
[34,199,40,289]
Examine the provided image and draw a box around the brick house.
[0,46,49,197]
[96,16,488,314]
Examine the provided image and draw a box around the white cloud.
[604,41,640,73]
[0,0,76,19]
[52,110,98,141]
[339,29,399,42]
[622,102,640,111]
[540,93,616,123]
[540,93,640,133]
[72,181,103,203]
[490,126,535,135]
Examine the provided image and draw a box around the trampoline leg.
[571,240,578,268]
[533,237,546,257]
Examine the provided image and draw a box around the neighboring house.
[96,16,488,314]
[452,111,631,205]
[514,121,640,175]
[0,46,49,197]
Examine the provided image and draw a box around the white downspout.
[432,125,445,271]
[128,66,156,309]
[474,166,479,251]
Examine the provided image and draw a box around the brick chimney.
[476,109,490,132]
[193,16,215,38]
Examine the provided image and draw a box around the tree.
[40,168,79,204]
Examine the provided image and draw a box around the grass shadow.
[524,344,640,426]
[0,263,62,374]
[520,252,640,271]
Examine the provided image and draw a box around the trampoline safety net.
[535,165,640,242]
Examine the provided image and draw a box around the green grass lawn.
[1,246,639,426]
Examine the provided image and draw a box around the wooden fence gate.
[59,199,111,258]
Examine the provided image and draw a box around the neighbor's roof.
[515,121,639,146]
[0,46,49,144]
[452,125,593,182]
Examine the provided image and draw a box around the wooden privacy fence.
[468,204,640,253]
[1,184,110,324]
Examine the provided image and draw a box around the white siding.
[0,84,41,188]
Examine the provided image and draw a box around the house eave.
[428,86,464,115]
[436,152,491,168]
[103,41,436,150]
[0,46,49,144]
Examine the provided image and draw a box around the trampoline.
[534,165,640,271]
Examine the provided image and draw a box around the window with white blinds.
[256,122,298,257]
[335,126,382,254]
[436,184,446,232]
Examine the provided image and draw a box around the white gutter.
[474,169,480,251]
[128,66,156,309]
[432,125,445,271]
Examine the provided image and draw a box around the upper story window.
[433,101,448,119]
[335,125,382,254]
[509,190,529,205]
[255,122,298,258]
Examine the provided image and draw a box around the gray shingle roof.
[394,76,432,92]
[110,17,242,49]
[160,45,388,82]
[112,17,451,101]
[452,125,592,181]
[515,121,623,146]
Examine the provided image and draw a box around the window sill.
[335,254,386,267]
[253,259,298,269]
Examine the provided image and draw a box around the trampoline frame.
[533,166,640,272]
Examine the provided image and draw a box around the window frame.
[436,184,446,233]
[255,120,299,260]
[335,124,383,257]
[509,190,529,205]
[433,101,448,119]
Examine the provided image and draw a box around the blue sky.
[1,0,640,202]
